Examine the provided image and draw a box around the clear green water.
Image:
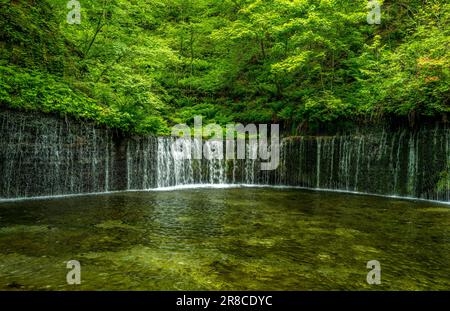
[0,187,449,291]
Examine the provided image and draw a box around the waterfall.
[267,129,450,201]
[203,140,226,184]
[0,110,116,198]
[152,138,229,187]
[148,129,449,201]
[316,137,321,188]
[1,108,449,202]
[156,136,173,187]
[126,136,158,190]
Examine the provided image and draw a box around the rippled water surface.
[0,187,449,290]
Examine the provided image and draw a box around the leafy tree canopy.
[0,0,448,134]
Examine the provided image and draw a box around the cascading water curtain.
[1,107,449,202]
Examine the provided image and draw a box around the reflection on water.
[0,188,448,290]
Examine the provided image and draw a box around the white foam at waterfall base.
[2,184,450,206]
[144,184,450,206]
[149,184,240,191]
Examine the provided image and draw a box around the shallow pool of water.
[0,187,448,290]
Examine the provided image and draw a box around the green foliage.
[353,3,450,119]
[0,65,137,132]
[0,0,449,134]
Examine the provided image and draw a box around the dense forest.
[0,0,449,135]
